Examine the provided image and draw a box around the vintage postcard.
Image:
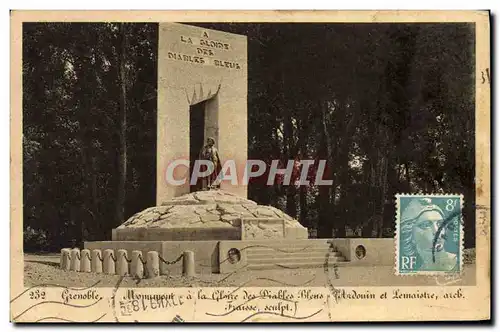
[10,10,490,322]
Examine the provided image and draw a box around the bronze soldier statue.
[198,137,222,190]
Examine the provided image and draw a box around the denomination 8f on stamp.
[396,194,463,275]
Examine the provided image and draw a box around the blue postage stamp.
[395,194,463,275]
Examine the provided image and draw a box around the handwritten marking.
[196,264,249,284]
[34,313,106,323]
[432,209,461,263]
[111,276,125,323]
[434,274,462,286]
[12,298,102,321]
[225,276,317,296]
[133,275,142,285]
[323,249,341,303]
[217,245,314,266]
[481,68,490,84]
[172,314,185,322]
[240,309,322,322]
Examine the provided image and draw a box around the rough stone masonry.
[113,189,308,241]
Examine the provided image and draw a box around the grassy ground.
[23,249,476,288]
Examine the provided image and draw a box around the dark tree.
[22,22,475,251]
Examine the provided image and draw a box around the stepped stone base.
[219,239,342,273]
[86,190,391,275]
[331,238,394,266]
[85,238,394,275]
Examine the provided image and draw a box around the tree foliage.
[23,23,475,251]
[23,23,157,250]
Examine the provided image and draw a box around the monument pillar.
[157,23,247,203]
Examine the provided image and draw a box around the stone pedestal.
[131,250,144,279]
[70,248,80,272]
[116,249,129,276]
[60,248,71,271]
[112,190,307,241]
[103,249,116,275]
[146,251,160,278]
[182,250,195,277]
[80,249,91,272]
[91,249,103,273]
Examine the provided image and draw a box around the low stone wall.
[160,240,219,274]
[84,240,220,275]
[330,238,394,266]
[77,238,395,276]
[60,247,197,279]
[85,241,163,259]
[218,239,338,273]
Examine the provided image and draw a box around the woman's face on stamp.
[413,210,445,258]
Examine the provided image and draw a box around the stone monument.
[157,23,247,202]
[83,23,393,277]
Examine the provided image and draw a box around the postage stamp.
[10,10,490,323]
[396,194,464,275]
